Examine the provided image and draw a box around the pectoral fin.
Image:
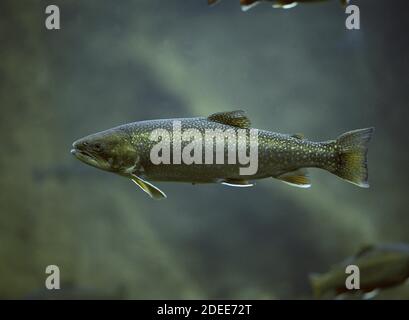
[362,289,380,300]
[276,169,311,188]
[222,179,254,187]
[208,0,220,6]
[131,175,167,199]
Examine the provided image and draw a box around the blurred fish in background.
[310,243,409,299]
[208,0,349,11]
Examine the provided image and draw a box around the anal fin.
[362,289,380,300]
[276,169,311,188]
[131,175,167,199]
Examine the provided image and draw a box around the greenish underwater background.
[1,0,408,299]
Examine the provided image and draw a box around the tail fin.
[332,128,374,188]
[309,273,324,299]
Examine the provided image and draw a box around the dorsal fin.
[207,110,251,129]
[354,244,374,258]
[291,133,305,140]
[276,169,311,188]
[131,175,167,200]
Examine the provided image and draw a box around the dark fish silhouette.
[310,244,409,299]
[208,0,349,11]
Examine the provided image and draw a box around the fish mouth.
[71,145,101,168]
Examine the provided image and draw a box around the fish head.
[71,128,138,175]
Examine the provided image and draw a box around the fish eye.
[94,143,102,151]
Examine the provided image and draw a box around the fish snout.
[71,138,90,156]
[71,140,78,156]
[72,138,88,150]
